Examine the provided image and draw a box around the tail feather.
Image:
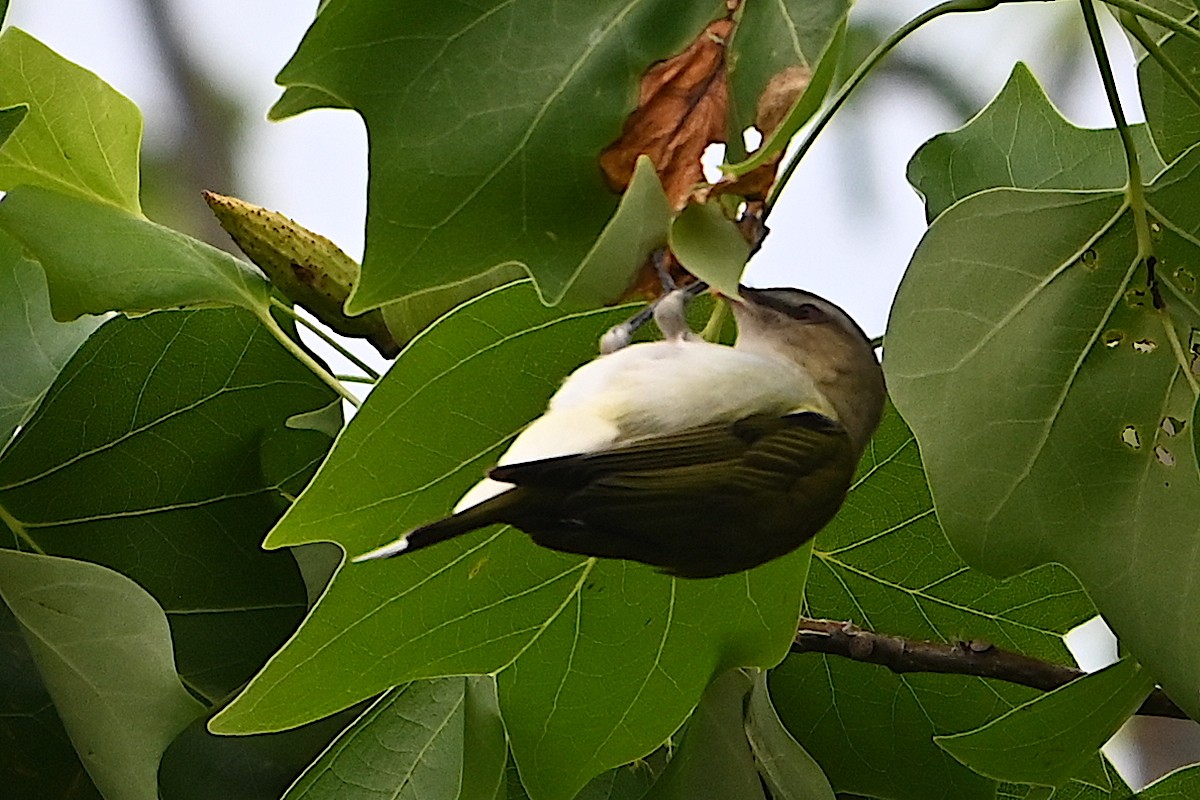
[351,489,519,563]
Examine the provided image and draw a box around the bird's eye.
[791,302,827,322]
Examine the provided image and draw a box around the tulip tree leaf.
[0,308,334,699]
[554,156,672,311]
[886,114,1200,723]
[0,185,270,320]
[270,1,744,314]
[744,671,835,800]
[272,0,727,315]
[211,282,808,800]
[0,31,270,320]
[668,202,748,299]
[770,406,1096,800]
[908,63,1166,222]
[0,602,103,800]
[158,707,363,800]
[284,677,506,800]
[0,27,141,212]
[934,658,1154,787]
[0,232,103,444]
[641,669,765,800]
[0,550,206,800]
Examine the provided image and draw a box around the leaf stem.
[1101,0,1200,48]
[1120,10,1200,112]
[0,504,44,555]
[1080,0,1157,292]
[257,310,362,408]
[766,0,1043,217]
[269,297,381,380]
[700,298,728,342]
[335,373,378,385]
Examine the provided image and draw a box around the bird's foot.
[599,280,709,354]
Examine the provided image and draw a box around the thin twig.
[257,310,362,408]
[270,297,381,381]
[1120,10,1200,111]
[1102,0,1200,49]
[790,618,1188,719]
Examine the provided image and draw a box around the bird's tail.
[351,490,518,563]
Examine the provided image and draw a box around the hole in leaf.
[1124,288,1149,309]
[1121,426,1141,449]
[1150,220,1163,240]
[1161,416,1186,437]
[700,142,726,184]
[1175,268,1197,293]
[1103,330,1124,348]
[1132,338,1158,354]
[1155,446,1176,467]
[742,126,763,152]
[1080,249,1099,270]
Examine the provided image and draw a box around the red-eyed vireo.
[354,287,885,578]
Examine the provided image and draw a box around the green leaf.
[641,669,765,800]
[668,202,748,298]
[715,9,849,173]
[908,62,1166,222]
[159,707,362,800]
[0,102,26,145]
[744,671,835,800]
[0,27,142,212]
[212,282,807,800]
[506,751,664,800]
[885,137,1200,720]
[554,156,672,310]
[997,758,1133,800]
[0,602,102,799]
[0,32,271,321]
[0,232,103,444]
[0,550,205,800]
[1135,3,1200,162]
[1137,764,1200,798]
[935,659,1153,786]
[0,185,269,320]
[285,678,505,800]
[725,0,850,163]
[271,0,727,314]
[460,677,509,800]
[0,308,333,699]
[770,405,1095,800]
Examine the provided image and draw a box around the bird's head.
[730,286,885,452]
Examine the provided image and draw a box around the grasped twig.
[791,618,1187,720]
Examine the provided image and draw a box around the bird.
[353,286,885,578]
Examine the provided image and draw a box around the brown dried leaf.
[755,65,811,138]
[599,17,733,210]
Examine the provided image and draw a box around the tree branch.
[790,618,1188,720]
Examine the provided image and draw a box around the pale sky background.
[7,0,1183,788]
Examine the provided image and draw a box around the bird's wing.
[489,412,856,577]
[490,412,838,485]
